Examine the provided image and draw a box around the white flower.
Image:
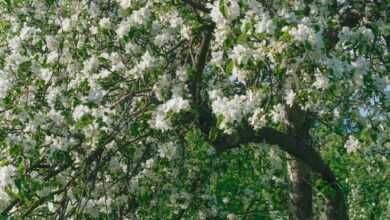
[110,52,125,71]
[230,44,251,65]
[149,95,190,131]
[73,105,90,120]
[154,32,171,47]
[140,52,155,69]
[130,7,150,26]
[152,112,171,131]
[344,136,360,154]
[176,66,188,82]
[211,51,224,66]
[222,197,230,204]
[0,165,16,208]
[98,69,111,79]
[83,56,99,74]
[313,73,329,89]
[61,18,72,32]
[40,68,52,82]
[255,15,274,34]
[0,75,10,99]
[99,17,111,29]
[289,24,313,42]
[338,27,353,43]
[20,25,37,40]
[271,104,287,124]
[249,109,266,129]
[351,57,369,75]
[168,11,183,28]
[211,90,262,133]
[87,88,105,103]
[144,158,154,169]
[46,51,59,64]
[325,57,351,75]
[208,2,226,27]
[285,90,296,107]
[289,23,323,49]
[116,19,131,38]
[232,66,248,83]
[135,51,156,77]
[180,25,191,40]
[8,37,22,52]
[161,96,190,113]
[117,0,132,9]
[158,142,177,160]
[45,35,57,51]
[227,213,237,220]
[227,0,240,20]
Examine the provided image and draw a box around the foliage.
[0,0,389,219]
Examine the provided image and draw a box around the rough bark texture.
[287,156,313,220]
[324,182,348,220]
[286,106,313,220]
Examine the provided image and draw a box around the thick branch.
[181,0,210,13]
[214,126,336,185]
[191,25,214,105]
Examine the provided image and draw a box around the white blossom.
[313,73,329,89]
[46,51,59,64]
[8,36,22,52]
[150,96,190,131]
[0,75,10,99]
[117,0,132,9]
[227,213,237,220]
[0,165,16,209]
[230,44,251,65]
[271,104,287,124]
[87,88,105,103]
[352,57,369,75]
[73,105,90,120]
[116,19,131,38]
[255,14,274,34]
[99,17,111,29]
[61,18,73,32]
[210,51,224,66]
[285,90,296,107]
[249,108,266,129]
[344,136,360,154]
[210,90,262,133]
[158,142,177,160]
[180,25,191,40]
[154,32,171,47]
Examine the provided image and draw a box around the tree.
[0,0,389,219]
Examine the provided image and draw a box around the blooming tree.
[0,0,389,219]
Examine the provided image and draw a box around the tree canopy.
[0,0,389,219]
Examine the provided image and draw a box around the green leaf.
[226,60,235,74]
[219,0,228,18]
[208,127,219,141]
[45,0,55,5]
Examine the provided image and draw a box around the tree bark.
[323,182,348,220]
[287,156,313,220]
[213,125,348,220]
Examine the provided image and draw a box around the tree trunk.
[287,155,313,220]
[324,182,348,220]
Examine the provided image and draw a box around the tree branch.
[191,25,214,105]
[213,124,348,219]
[214,125,337,184]
[181,0,210,13]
